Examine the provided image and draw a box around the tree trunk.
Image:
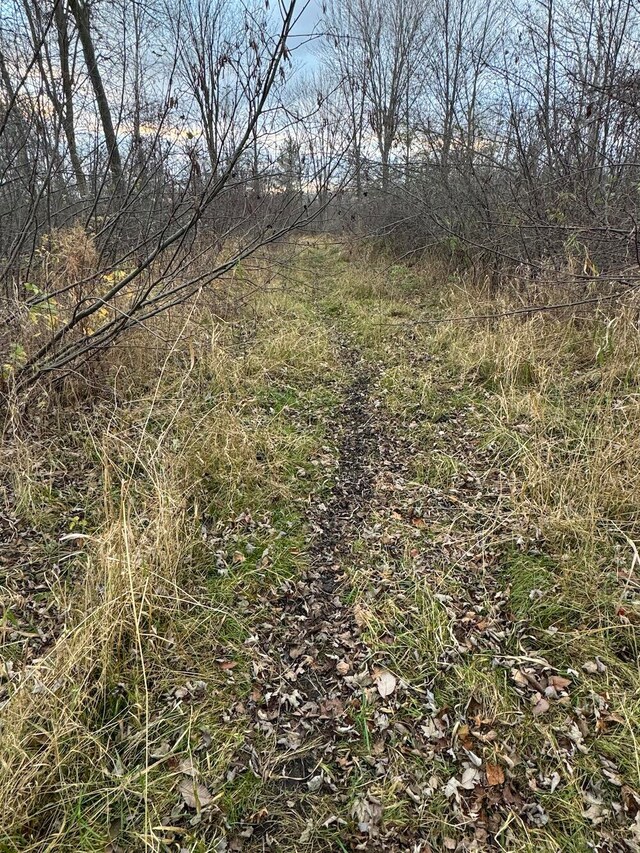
[54,3,86,194]
[68,0,122,187]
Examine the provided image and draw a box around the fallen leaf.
[353,604,368,627]
[372,739,385,755]
[457,723,473,750]
[150,741,172,759]
[583,802,607,825]
[486,762,505,786]
[299,819,314,844]
[602,767,623,786]
[511,668,528,688]
[582,658,607,674]
[532,695,550,716]
[179,778,213,810]
[373,668,397,698]
[307,775,323,792]
[249,807,269,821]
[522,802,549,827]
[351,795,383,836]
[443,776,460,798]
[548,675,571,690]
[582,789,607,821]
[460,766,480,790]
[179,756,196,777]
[622,785,640,816]
[465,748,482,767]
[319,697,344,718]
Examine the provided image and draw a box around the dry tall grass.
[430,296,640,546]
[308,240,640,849]
[0,257,338,850]
[3,238,640,850]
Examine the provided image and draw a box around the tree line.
[323,0,640,281]
[1,0,639,389]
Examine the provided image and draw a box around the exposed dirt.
[237,344,392,846]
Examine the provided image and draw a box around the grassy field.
[1,240,639,851]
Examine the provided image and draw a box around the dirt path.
[229,316,536,850]
[230,327,464,851]
[239,343,398,847]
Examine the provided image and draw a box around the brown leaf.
[353,603,368,627]
[622,785,640,816]
[503,783,524,808]
[373,667,397,698]
[249,807,269,821]
[319,697,344,718]
[178,777,213,810]
[532,695,550,716]
[548,675,571,690]
[511,668,528,688]
[486,762,505,786]
[457,723,474,750]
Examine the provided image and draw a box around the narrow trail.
[234,324,447,850]
[241,342,390,845]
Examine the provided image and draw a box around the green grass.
[0,283,345,851]
[3,242,640,851]
[303,242,640,850]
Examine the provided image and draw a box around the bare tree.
[0,0,341,391]
[325,0,423,191]
[4,0,640,395]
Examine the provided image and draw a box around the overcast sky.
[288,0,324,69]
